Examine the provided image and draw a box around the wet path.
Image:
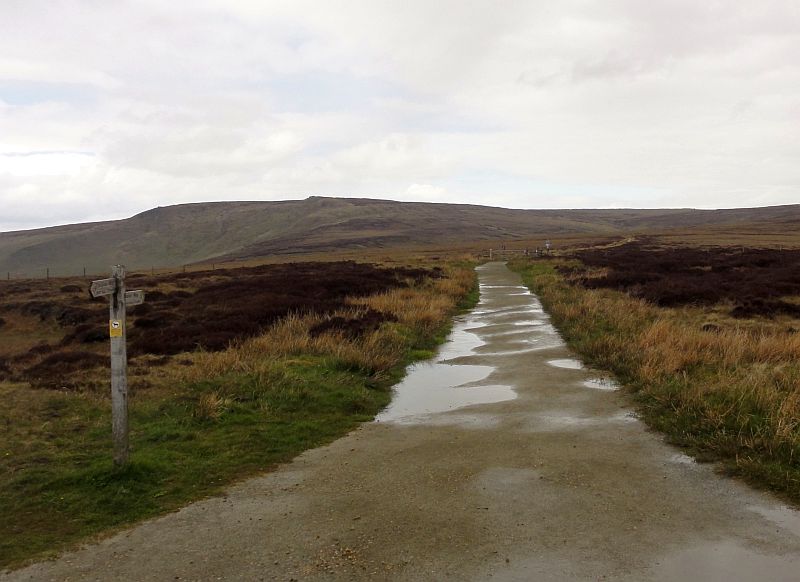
[5,262,800,581]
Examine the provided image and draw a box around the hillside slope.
[1,197,799,276]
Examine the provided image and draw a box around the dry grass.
[180,311,403,384]
[179,264,477,387]
[511,258,800,500]
[353,265,475,335]
[194,391,231,421]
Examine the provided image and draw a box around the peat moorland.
[0,259,475,569]
[511,240,800,502]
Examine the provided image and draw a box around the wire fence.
[2,263,228,282]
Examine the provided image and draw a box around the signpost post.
[90,265,145,468]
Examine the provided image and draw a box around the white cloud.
[1,0,798,230]
[0,151,96,177]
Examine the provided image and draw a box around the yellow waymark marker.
[109,320,123,338]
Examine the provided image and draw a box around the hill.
[1,196,799,277]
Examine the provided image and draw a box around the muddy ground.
[4,262,800,581]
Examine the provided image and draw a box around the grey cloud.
[1,0,798,230]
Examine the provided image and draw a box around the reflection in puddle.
[547,358,584,370]
[748,504,800,538]
[476,343,564,357]
[404,413,502,429]
[378,269,577,425]
[512,319,553,327]
[377,296,517,423]
[481,308,542,317]
[531,411,637,432]
[475,348,546,357]
[668,453,696,465]
[480,326,546,337]
[375,361,514,422]
[437,324,484,361]
[582,377,619,391]
[651,539,800,581]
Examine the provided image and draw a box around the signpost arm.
[110,265,129,467]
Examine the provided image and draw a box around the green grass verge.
[0,357,391,568]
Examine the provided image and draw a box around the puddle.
[530,410,637,432]
[479,307,543,317]
[482,313,545,325]
[475,348,548,357]
[546,358,584,370]
[650,539,800,581]
[378,267,570,424]
[668,453,696,465]
[375,372,515,422]
[582,377,619,391]
[472,467,544,499]
[536,414,599,429]
[511,319,553,327]
[437,323,484,361]
[480,325,546,337]
[612,411,639,423]
[375,361,494,421]
[377,266,589,424]
[748,504,800,538]
[476,342,564,357]
[407,413,502,429]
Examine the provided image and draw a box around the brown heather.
[181,265,477,386]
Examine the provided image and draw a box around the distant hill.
[1,196,799,277]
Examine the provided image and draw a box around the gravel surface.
[5,262,800,581]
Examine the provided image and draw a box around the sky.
[1,0,798,231]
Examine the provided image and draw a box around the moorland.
[0,258,476,568]
[2,197,799,278]
[511,238,800,502]
[3,197,800,570]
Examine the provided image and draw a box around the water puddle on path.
[582,377,619,391]
[375,320,516,423]
[667,452,697,465]
[529,410,638,432]
[747,504,800,538]
[546,358,584,370]
[651,539,800,582]
[376,265,558,424]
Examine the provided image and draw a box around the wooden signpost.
[91,265,145,468]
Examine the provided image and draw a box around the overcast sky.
[1,1,798,231]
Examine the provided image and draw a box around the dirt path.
[6,262,800,581]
